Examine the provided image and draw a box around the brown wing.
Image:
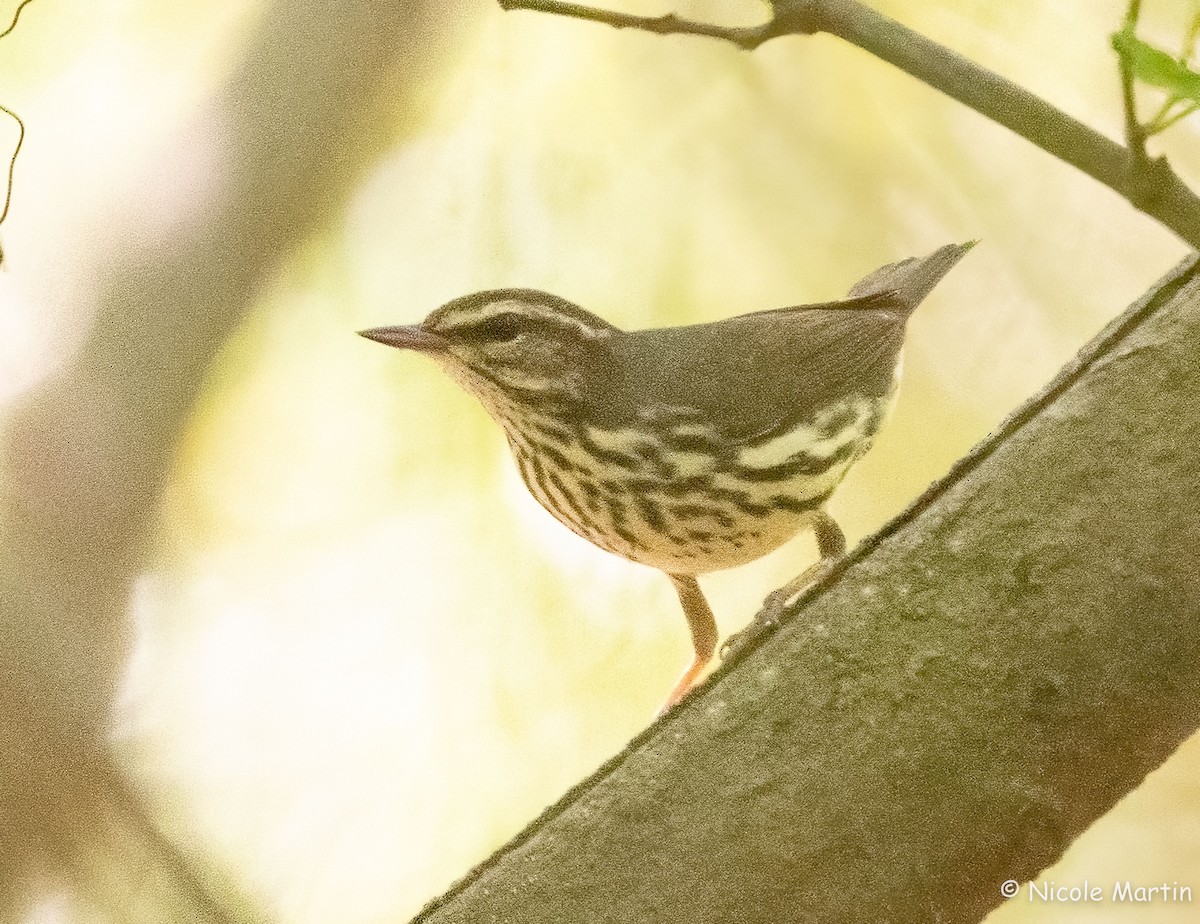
[604,302,906,441]
[587,243,972,440]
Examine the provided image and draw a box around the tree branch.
[1119,0,1150,171]
[497,0,802,48]
[499,0,1200,248]
[411,257,1200,921]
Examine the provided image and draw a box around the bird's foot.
[719,558,837,660]
[656,655,709,717]
[720,588,792,658]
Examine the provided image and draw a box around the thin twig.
[0,0,36,41]
[1152,101,1200,135]
[1147,95,1179,133]
[0,0,38,261]
[0,104,23,226]
[1183,8,1200,66]
[1119,0,1149,170]
[497,0,802,49]
[498,0,1200,249]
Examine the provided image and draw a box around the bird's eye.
[474,313,523,343]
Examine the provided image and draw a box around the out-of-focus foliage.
[1113,2,1200,136]
[4,0,1200,922]
[1113,28,1200,103]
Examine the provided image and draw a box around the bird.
[359,242,974,711]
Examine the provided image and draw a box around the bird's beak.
[357,325,448,353]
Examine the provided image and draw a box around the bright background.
[4,0,1200,921]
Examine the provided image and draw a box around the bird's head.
[359,289,618,410]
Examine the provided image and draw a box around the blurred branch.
[411,257,1200,920]
[0,677,257,924]
[0,0,463,917]
[500,0,1200,248]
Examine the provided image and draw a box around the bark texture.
[413,255,1200,923]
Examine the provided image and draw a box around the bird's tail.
[847,241,976,314]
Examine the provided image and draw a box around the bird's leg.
[660,573,718,714]
[721,510,846,658]
[762,510,846,616]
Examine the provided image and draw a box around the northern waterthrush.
[360,243,973,710]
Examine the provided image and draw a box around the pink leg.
[661,573,718,714]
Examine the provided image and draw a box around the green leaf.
[1113,26,1200,103]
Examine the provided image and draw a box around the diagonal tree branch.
[410,256,1200,921]
[500,0,1200,248]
